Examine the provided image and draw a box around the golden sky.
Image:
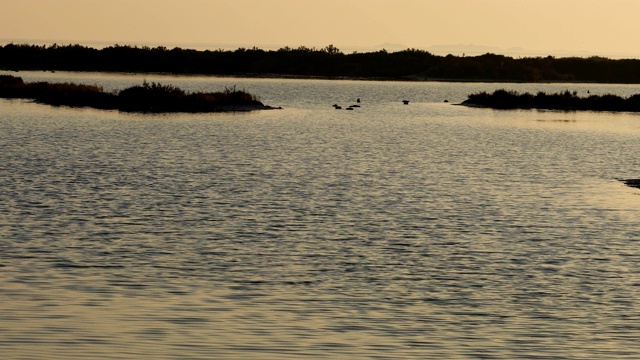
[1,0,640,57]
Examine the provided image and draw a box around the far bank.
[4,43,640,84]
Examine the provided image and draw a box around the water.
[2,71,640,359]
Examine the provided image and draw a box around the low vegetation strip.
[461,89,640,112]
[0,75,274,112]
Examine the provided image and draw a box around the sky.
[1,0,640,58]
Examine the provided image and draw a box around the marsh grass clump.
[117,82,262,112]
[31,81,115,109]
[118,81,186,112]
[462,89,640,112]
[1,75,115,108]
[0,74,24,87]
[0,75,269,112]
[221,85,260,103]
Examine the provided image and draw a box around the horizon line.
[2,38,640,60]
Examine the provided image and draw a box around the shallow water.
[2,72,640,359]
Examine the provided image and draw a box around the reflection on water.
[1,72,640,359]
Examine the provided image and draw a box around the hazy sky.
[2,0,640,57]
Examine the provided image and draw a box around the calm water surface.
[2,72,640,359]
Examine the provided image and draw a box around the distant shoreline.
[1,69,620,85]
[4,43,640,84]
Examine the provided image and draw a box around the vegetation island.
[460,89,640,112]
[2,43,640,83]
[0,75,275,113]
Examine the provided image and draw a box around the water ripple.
[2,76,640,359]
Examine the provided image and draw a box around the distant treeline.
[462,89,640,112]
[3,43,640,83]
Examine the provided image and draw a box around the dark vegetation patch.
[461,89,640,112]
[0,75,272,112]
[621,179,640,189]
